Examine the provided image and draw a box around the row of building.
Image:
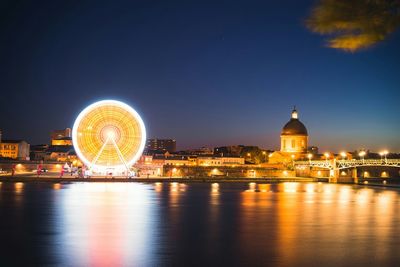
[2,108,397,172]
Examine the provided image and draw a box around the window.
[291,139,295,148]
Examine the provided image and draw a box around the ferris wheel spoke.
[90,136,110,168]
[110,138,130,171]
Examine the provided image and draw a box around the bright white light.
[107,130,116,139]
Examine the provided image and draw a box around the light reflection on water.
[0,182,399,266]
[59,183,159,267]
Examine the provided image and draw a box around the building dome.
[281,108,308,136]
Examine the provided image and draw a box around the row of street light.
[248,149,390,164]
[302,150,390,164]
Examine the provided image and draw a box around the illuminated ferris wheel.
[72,100,146,173]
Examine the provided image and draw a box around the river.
[0,182,399,266]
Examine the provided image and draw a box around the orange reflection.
[53,183,61,190]
[258,184,271,193]
[154,182,162,193]
[15,182,24,193]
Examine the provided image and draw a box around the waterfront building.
[0,140,30,160]
[51,137,73,146]
[269,107,309,164]
[197,156,245,166]
[145,139,176,153]
[50,128,71,142]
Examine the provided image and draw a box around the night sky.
[1,0,399,152]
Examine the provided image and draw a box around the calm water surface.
[0,182,399,267]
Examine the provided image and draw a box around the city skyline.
[0,0,399,152]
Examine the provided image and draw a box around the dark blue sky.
[1,0,399,152]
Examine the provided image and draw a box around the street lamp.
[324,153,330,163]
[340,152,347,160]
[379,151,384,161]
[307,153,313,164]
[383,150,389,162]
[358,151,366,164]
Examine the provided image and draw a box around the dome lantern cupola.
[291,106,298,119]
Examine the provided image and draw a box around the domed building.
[267,107,309,165]
[280,108,308,153]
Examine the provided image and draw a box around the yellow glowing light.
[307,153,313,159]
[359,151,366,157]
[72,100,146,170]
[340,152,347,158]
[283,170,288,176]
[324,153,330,158]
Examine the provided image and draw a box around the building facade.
[0,140,30,160]
[196,156,245,166]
